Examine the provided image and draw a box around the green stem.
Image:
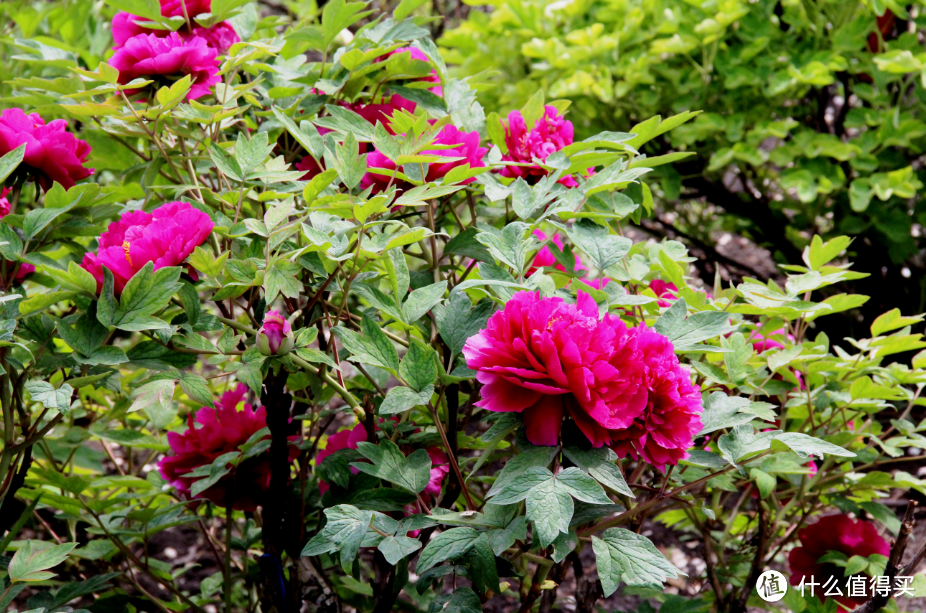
[224,505,233,613]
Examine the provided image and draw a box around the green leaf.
[129,379,176,414]
[565,219,632,272]
[871,308,924,337]
[433,293,493,360]
[264,259,302,303]
[351,440,432,493]
[105,0,161,20]
[399,338,438,392]
[592,528,683,596]
[377,535,422,565]
[99,263,183,331]
[487,445,557,497]
[332,315,400,372]
[402,281,446,323]
[465,533,500,594]
[444,227,492,262]
[25,381,73,416]
[8,540,77,582]
[321,0,373,47]
[379,384,433,415]
[697,392,756,435]
[0,144,26,184]
[301,504,374,564]
[441,588,483,613]
[416,527,480,573]
[45,261,101,295]
[562,445,633,497]
[208,142,243,182]
[717,426,778,466]
[770,433,856,460]
[180,373,213,408]
[476,222,533,274]
[653,298,728,352]
[235,131,274,177]
[23,197,79,242]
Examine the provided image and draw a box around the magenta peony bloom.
[788,514,890,608]
[650,280,679,308]
[112,12,239,53]
[608,327,702,470]
[463,291,650,447]
[257,309,294,356]
[0,109,93,191]
[0,187,10,218]
[316,423,368,495]
[158,385,297,511]
[111,33,221,100]
[424,448,450,499]
[80,201,214,294]
[501,105,585,187]
[362,124,487,194]
[161,0,211,16]
[13,263,35,283]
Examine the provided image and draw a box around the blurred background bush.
[440,0,926,339]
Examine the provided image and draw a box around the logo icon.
[757,570,788,602]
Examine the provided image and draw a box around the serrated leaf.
[592,528,683,596]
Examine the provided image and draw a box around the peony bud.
[257,309,295,356]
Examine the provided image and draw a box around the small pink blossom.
[158,385,297,511]
[650,280,679,308]
[80,201,214,294]
[0,109,93,191]
[343,96,417,134]
[361,124,487,194]
[501,106,584,187]
[111,33,221,100]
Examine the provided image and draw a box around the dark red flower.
[788,514,891,609]
[158,385,297,511]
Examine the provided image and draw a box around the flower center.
[122,241,133,268]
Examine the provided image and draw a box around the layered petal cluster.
[609,327,703,470]
[362,124,487,194]
[80,201,214,294]
[158,385,296,511]
[111,33,221,100]
[650,280,679,307]
[788,514,890,608]
[463,291,702,466]
[112,12,239,54]
[501,105,582,187]
[0,109,93,191]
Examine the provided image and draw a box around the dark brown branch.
[849,501,917,613]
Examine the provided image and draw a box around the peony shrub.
[0,1,922,613]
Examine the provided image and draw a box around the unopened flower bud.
[257,309,294,356]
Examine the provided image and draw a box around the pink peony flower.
[158,385,297,511]
[80,201,214,294]
[650,280,679,308]
[424,448,450,499]
[0,109,93,191]
[361,124,487,194]
[316,423,368,495]
[608,327,703,470]
[257,309,294,355]
[463,291,650,447]
[788,514,890,609]
[112,12,240,53]
[13,263,35,283]
[0,187,10,218]
[501,106,585,187]
[111,33,221,100]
